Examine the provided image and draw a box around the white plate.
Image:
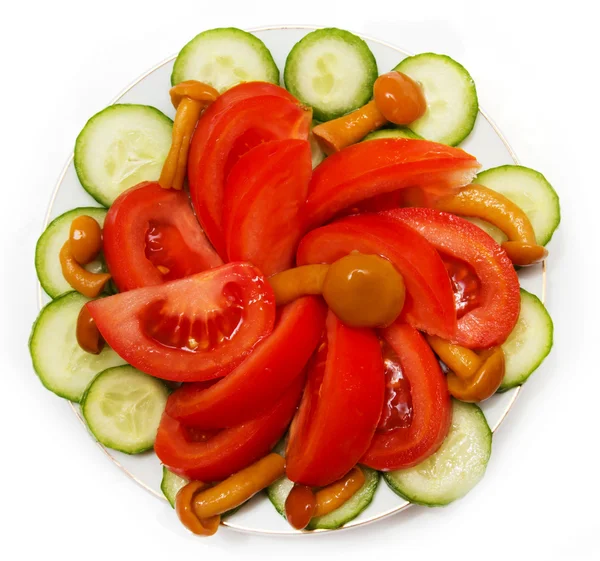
[39,25,545,535]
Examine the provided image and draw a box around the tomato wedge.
[384,208,520,348]
[297,214,456,339]
[86,263,275,382]
[165,296,327,428]
[305,138,480,228]
[102,182,222,291]
[285,311,384,487]
[361,323,452,470]
[201,81,300,110]
[223,139,312,276]
[156,375,304,482]
[188,83,312,258]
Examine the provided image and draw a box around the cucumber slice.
[74,104,173,207]
[29,292,126,402]
[284,28,378,122]
[385,401,491,506]
[463,217,508,245]
[476,165,560,246]
[172,28,279,91]
[161,466,188,508]
[81,365,168,454]
[160,467,244,517]
[394,53,478,146]
[267,467,380,530]
[35,207,108,298]
[363,127,423,141]
[499,289,553,391]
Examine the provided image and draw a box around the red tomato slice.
[86,263,275,382]
[384,208,520,348]
[362,323,452,470]
[188,83,312,258]
[297,214,456,339]
[285,311,384,487]
[305,138,480,228]
[223,139,312,276]
[201,81,300,110]
[155,375,304,482]
[165,296,327,428]
[102,182,222,291]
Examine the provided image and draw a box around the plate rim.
[36,23,544,536]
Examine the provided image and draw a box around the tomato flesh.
[442,255,482,319]
[362,323,451,470]
[297,213,457,339]
[377,341,413,432]
[188,83,312,259]
[144,222,192,281]
[223,139,313,276]
[140,292,243,353]
[384,208,520,348]
[155,375,304,482]
[86,263,276,382]
[285,311,384,487]
[165,296,327,428]
[103,181,222,292]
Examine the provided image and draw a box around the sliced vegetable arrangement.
[32,27,559,536]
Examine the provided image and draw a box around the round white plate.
[39,25,545,535]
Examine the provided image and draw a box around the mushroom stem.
[312,100,387,155]
[427,335,506,402]
[433,184,548,266]
[159,80,220,190]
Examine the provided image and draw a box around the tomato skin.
[86,263,276,382]
[297,213,456,340]
[102,182,222,291]
[362,323,452,470]
[384,208,520,348]
[156,375,304,482]
[188,83,312,258]
[285,311,384,487]
[223,139,313,276]
[201,81,300,109]
[305,138,480,229]
[165,296,327,428]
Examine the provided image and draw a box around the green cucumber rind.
[266,466,380,530]
[161,466,189,508]
[29,291,126,402]
[476,165,561,246]
[498,289,554,391]
[171,27,280,89]
[80,365,169,455]
[35,207,108,298]
[384,401,491,507]
[394,53,478,146]
[29,292,72,400]
[363,127,423,141]
[284,28,378,122]
[266,480,289,517]
[74,104,173,207]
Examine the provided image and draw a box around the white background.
[1,1,598,559]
